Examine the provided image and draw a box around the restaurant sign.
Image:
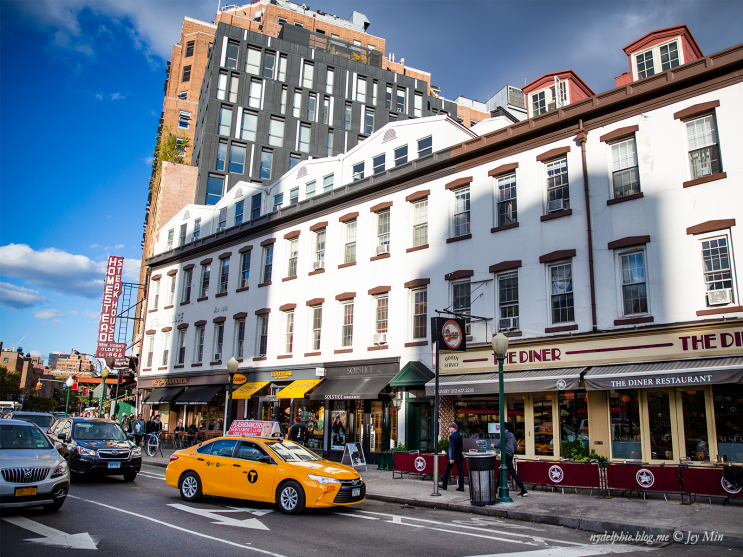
[153,377,188,387]
[95,255,126,359]
[439,323,743,374]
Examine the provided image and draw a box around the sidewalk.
[143,450,743,549]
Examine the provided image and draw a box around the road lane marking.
[67,495,285,556]
[2,517,98,550]
[374,518,539,545]
[168,503,270,530]
[138,473,166,481]
[226,506,274,517]
[325,511,379,520]
[465,544,657,557]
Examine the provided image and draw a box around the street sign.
[233,373,247,385]
[71,378,79,390]
[432,317,467,352]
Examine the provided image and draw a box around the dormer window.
[634,40,682,80]
[660,41,680,70]
[635,51,655,79]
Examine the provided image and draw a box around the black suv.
[47,418,141,481]
[1,411,55,430]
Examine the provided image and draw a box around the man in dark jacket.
[492,422,527,496]
[439,423,465,491]
[288,417,309,445]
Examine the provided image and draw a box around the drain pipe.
[576,120,597,332]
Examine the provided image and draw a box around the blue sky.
[1,0,741,362]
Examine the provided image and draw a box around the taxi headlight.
[78,447,96,457]
[307,474,342,485]
[131,447,142,457]
[51,461,68,478]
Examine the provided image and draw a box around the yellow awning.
[232,381,269,400]
[276,379,323,399]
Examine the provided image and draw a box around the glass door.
[676,388,711,462]
[644,389,678,462]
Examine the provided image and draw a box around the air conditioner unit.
[214,353,222,361]
[547,199,565,213]
[373,333,387,345]
[376,244,390,255]
[707,289,733,306]
[312,260,325,270]
[499,317,515,331]
[547,102,557,112]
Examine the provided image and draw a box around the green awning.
[390,361,435,387]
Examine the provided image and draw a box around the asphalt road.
[1,465,740,557]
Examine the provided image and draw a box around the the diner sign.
[438,322,743,374]
[271,371,293,380]
[95,255,126,359]
[433,317,467,352]
[228,420,282,437]
[152,377,188,387]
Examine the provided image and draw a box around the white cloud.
[110,92,125,100]
[46,319,63,326]
[0,281,48,310]
[89,243,100,248]
[114,244,125,249]
[94,92,103,100]
[29,350,42,359]
[34,308,65,320]
[82,309,100,319]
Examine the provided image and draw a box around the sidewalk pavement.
[143,450,743,549]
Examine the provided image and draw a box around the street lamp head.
[226,357,239,374]
[66,377,74,388]
[101,367,110,379]
[492,333,510,356]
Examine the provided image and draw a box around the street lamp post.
[225,357,240,435]
[99,368,110,418]
[492,333,513,504]
[65,377,74,415]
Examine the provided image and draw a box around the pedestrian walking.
[133,414,145,446]
[288,417,308,445]
[153,414,163,434]
[491,422,528,497]
[439,423,465,491]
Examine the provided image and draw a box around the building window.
[374,296,388,342]
[497,173,517,227]
[412,289,427,339]
[235,319,245,359]
[219,257,230,293]
[702,236,733,305]
[326,129,333,156]
[194,326,205,363]
[532,91,546,116]
[178,111,191,129]
[546,158,569,212]
[372,81,378,105]
[182,269,192,303]
[453,187,471,237]
[184,40,194,57]
[206,176,224,205]
[240,251,251,288]
[273,194,283,211]
[227,75,238,102]
[686,114,721,180]
[363,108,375,134]
[385,85,392,109]
[452,281,471,334]
[259,150,272,180]
[229,144,246,174]
[251,193,261,219]
[498,272,519,331]
[177,329,186,364]
[294,22,303,27]
[621,252,648,315]
[305,180,316,198]
[166,229,174,250]
[241,111,257,142]
[152,278,161,309]
[298,124,310,153]
[287,238,298,277]
[388,113,397,122]
[246,47,261,75]
[217,207,227,231]
[182,65,191,82]
[344,220,357,263]
[284,311,294,354]
[178,224,187,247]
[323,173,334,192]
[167,275,176,306]
[302,61,314,88]
[216,141,227,171]
[284,154,298,172]
[414,93,423,117]
[268,117,285,147]
[417,136,432,158]
[262,51,275,79]
[292,90,301,118]
[278,17,287,26]
[162,333,170,366]
[257,315,269,357]
[315,229,325,266]
[413,200,428,247]
[325,68,334,94]
[218,106,232,135]
[289,187,299,205]
[178,91,188,100]
[321,96,330,125]
[377,209,390,248]
[372,154,385,175]
[394,145,408,166]
[248,80,262,109]
[636,50,655,79]
[146,335,155,368]
[235,201,244,226]
[280,86,288,115]
[352,162,364,181]
[344,103,352,130]
[225,41,239,69]
[200,263,210,298]
[213,323,224,360]
[307,93,317,121]
[611,138,640,198]
[311,306,322,350]
[396,88,406,112]
[193,218,201,240]
[262,246,273,283]
[356,76,367,103]
[278,54,287,81]
[550,263,574,324]
[342,302,354,347]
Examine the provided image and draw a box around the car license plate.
[352,488,361,497]
[15,487,37,497]
[108,462,121,469]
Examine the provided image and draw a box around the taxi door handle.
[197,458,204,461]
[233,464,241,467]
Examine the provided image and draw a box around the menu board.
[342,442,367,470]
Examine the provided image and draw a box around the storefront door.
[406,402,432,451]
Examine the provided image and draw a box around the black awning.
[309,375,393,400]
[173,384,224,406]
[142,386,184,405]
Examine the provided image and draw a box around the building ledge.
[446,234,472,244]
[607,192,643,205]
[683,172,727,189]
[368,345,389,351]
[614,315,654,326]
[404,341,428,347]
[334,349,353,354]
[545,324,579,333]
[491,222,519,234]
[236,286,249,293]
[696,305,743,316]
[309,268,325,276]
[257,281,272,288]
[370,253,391,261]
[338,261,356,269]
[541,209,572,222]
[282,276,297,282]
[406,244,429,253]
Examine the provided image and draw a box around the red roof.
[622,24,703,58]
[522,70,595,97]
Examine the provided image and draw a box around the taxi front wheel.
[180,472,203,502]
[276,481,305,514]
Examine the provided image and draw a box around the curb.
[142,459,168,469]
[364,493,743,549]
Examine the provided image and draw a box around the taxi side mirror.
[257,455,272,464]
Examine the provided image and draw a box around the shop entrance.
[406,402,432,451]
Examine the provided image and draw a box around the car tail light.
[169,455,179,463]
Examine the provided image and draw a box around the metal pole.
[113,373,121,419]
[431,336,441,497]
[226,373,235,434]
[497,354,513,503]
[65,388,70,416]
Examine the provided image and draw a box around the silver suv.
[0,419,70,511]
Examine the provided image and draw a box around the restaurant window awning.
[232,382,269,400]
[310,374,394,400]
[584,357,743,391]
[142,386,184,406]
[277,379,323,399]
[425,368,586,397]
[173,384,224,405]
[390,361,435,388]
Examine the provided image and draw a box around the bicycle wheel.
[146,435,159,457]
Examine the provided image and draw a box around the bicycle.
[144,431,163,458]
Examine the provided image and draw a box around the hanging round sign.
[441,320,464,350]
[233,374,248,385]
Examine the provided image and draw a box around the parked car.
[1,411,55,430]
[48,417,141,481]
[0,419,70,511]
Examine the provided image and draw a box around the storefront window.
[647,391,674,461]
[300,400,325,450]
[609,389,642,459]
[507,395,526,455]
[533,395,554,456]
[558,390,588,456]
[681,390,709,462]
[454,396,499,440]
[390,404,398,448]
[371,401,383,453]
[714,384,743,463]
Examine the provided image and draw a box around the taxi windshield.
[266,441,321,462]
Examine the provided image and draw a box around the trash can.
[465,452,498,506]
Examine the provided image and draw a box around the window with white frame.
[686,114,722,180]
[498,272,519,331]
[161,333,170,366]
[394,145,408,166]
[235,201,244,225]
[311,306,322,350]
[216,141,227,171]
[546,158,569,212]
[497,173,517,227]
[412,288,427,339]
[326,129,333,156]
[167,275,176,306]
[235,319,245,359]
[218,207,227,231]
[298,124,310,153]
[262,51,275,79]
[344,103,352,130]
[325,67,334,94]
[284,311,294,354]
[287,238,298,277]
[225,40,239,69]
[273,194,283,211]
[193,218,201,239]
[167,229,174,250]
[323,174,334,192]
[322,96,330,125]
[176,329,186,364]
[179,223,187,246]
[200,263,210,298]
[372,153,385,175]
[453,187,471,237]
[452,281,471,334]
[178,111,191,129]
[260,149,272,179]
[293,90,301,118]
[251,193,261,219]
[550,262,574,324]
[314,229,325,267]
[352,162,364,181]
[152,278,161,309]
[374,296,388,342]
[344,220,357,264]
[302,61,314,88]
[268,117,285,147]
[182,268,192,303]
[248,80,262,109]
[246,47,261,75]
[635,50,655,79]
[417,136,432,158]
[307,93,317,121]
[532,91,547,116]
[620,251,648,315]
[240,251,250,288]
[372,81,378,105]
[356,76,367,102]
[219,257,230,293]
[289,154,301,170]
[257,315,269,357]
[278,54,288,81]
[194,326,205,363]
[660,41,680,70]
[213,322,224,361]
[385,85,392,109]
[289,187,299,205]
[145,335,154,368]
[701,236,734,306]
[218,106,232,135]
[413,200,428,247]
[414,93,423,117]
[262,246,273,283]
[241,111,257,142]
[229,144,246,174]
[377,210,390,248]
[611,137,640,198]
[280,86,288,115]
[305,180,316,199]
[341,302,354,347]
[396,88,406,112]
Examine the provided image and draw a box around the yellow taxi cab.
[165,435,365,514]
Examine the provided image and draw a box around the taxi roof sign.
[227,419,283,438]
